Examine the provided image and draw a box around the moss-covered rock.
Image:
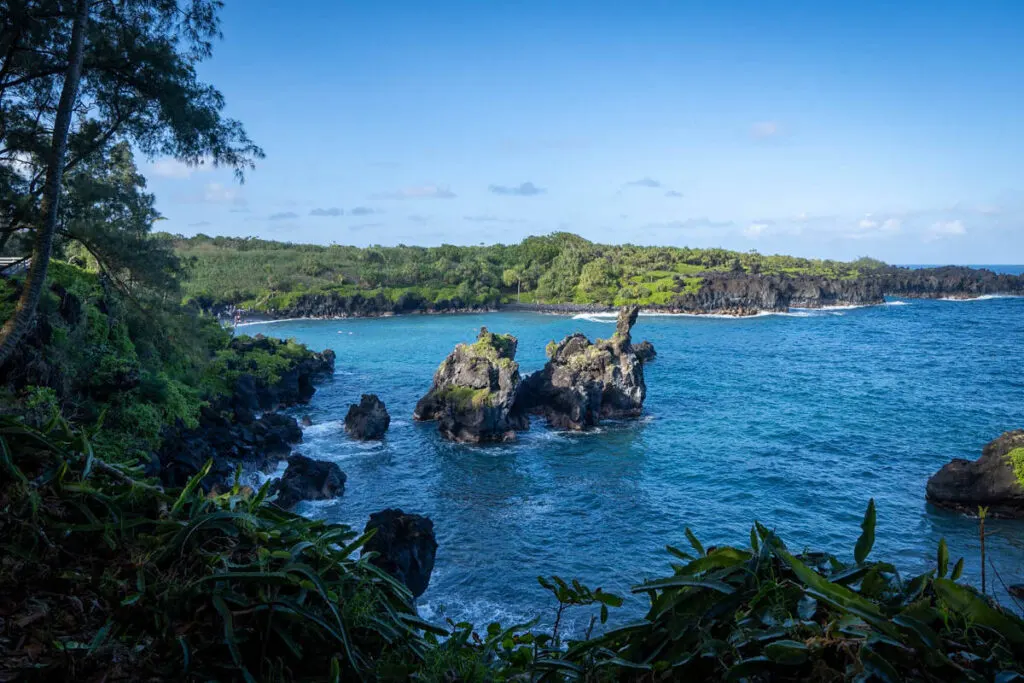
[413,327,527,442]
[926,430,1024,517]
[516,306,646,430]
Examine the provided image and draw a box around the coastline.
[228,299,892,326]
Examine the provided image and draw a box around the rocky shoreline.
[216,265,1024,324]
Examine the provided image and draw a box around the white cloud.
[881,218,902,232]
[744,222,770,238]
[199,182,246,206]
[927,219,966,240]
[149,158,213,179]
[751,121,780,139]
[372,185,456,200]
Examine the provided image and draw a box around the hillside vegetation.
[171,232,884,311]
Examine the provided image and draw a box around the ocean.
[241,290,1024,629]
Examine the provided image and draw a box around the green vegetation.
[1007,447,1024,487]
[3,415,1023,681]
[438,385,493,410]
[0,261,321,465]
[172,233,886,312]
[467,330,517,361]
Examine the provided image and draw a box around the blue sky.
[146,0,1024,263]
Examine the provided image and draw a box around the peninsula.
[172,232,1024,320]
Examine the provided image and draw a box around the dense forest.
[1,1,1023,681]
[172,232,884,311]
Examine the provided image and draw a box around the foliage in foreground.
[2,417,1023,681]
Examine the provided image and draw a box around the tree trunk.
[0,0,88,368]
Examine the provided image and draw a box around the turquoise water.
[242,295,1024,628]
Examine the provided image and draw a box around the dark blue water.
[242,295,1024,627]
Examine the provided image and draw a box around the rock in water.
[274,454,346,508]
[518,305,646,430]
[413,327,528,442]
[632,340,657,364]
[363,509,437,598]
[926,431,1024,517]
[345,394,391,439]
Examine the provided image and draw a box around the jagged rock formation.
[363,509,438,598]
[413,328,528,442]
[926,431,1024,518]
[228,335,335,413]
[632,340,657,364]
[517,306,646,430]
[880,266,1024,300]
[159,339,335,489]
[159,405,304,488]
[345,394,390,440]
[273,454,346,509]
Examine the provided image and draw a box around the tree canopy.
[0,0,262,365]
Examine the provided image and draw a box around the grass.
[1007,447,1024,487]
[438,385,492,410]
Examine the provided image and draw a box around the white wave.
[302,419,344,436]
[885,300,910,306]
[939,294,1023,302]
[233,317,308,327]
[570,313,617,323]
[417,595,536,632]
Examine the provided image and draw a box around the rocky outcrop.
[345,394,390,439]
[632,340,657,364]
[879,266,1024,300]
[158,407,303,489]
[227,335,335,413]
[413,328,528,442]
[926,431,1024,518]
[273,454,346,509]
[157,337,335,490]
[363,509,437,598]
[517,306,646,430]
[219,290,498,321]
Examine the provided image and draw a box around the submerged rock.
[345,394,390,439]
[413,327,528,442]
[273,453,346,509]
[926,431,1024,518]
[363,509,437,598]
[517,306,646,430]
[632,340,657,364]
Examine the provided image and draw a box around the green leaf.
[861,645,901,683]
[937,538,949,578]
[171,459,213,516]
[632,576,734,594]
[726,656,771,681]
[893,613,940,650]
[950,557,964,581]
[933,578,1024,645]
[764,639,809,665]
[854,498,876,564]
[777,547,897,638]
[212,594,256,683]
[750,525,759,553]
[685,527,706,557]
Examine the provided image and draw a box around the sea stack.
[345,394,391,439]
[413,327,528,442]
[926,430,1024,518]
[363,509,438,599]
[516,305,647,430]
